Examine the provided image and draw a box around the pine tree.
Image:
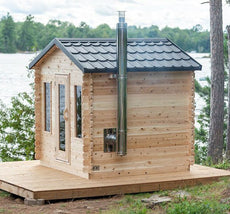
[0,12,16,53]
[18,15,36,51]
[208,0,225,164]
[226,26,230,159]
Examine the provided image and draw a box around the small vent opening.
[104,128,116,152]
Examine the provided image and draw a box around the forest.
[0,13,210,53]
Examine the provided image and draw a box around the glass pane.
[76,86,82,138]
[45,83,51,132]
[59,84,65,151]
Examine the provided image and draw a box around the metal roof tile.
[65,46,79,54]
[81,42,92,47]
[83,46,99,54]
[132,45,146,53]
[129,42,137,46]
[102,45,116,54]
[92,42,102,47]
[92,53,108,61]
[74,54,87,62]
[151,45,164,53]
[29,38,202,72]
[72,42,82,47]
[101,42,111,47]
[128,53,145,61]
[80,61,95,70]
[104,53,116,61]
[108,61,116,67]
[90,61,106,69]
[76,46,89,54]
[62,42,72,47]
[101,61,116,69]
[127,46,137,54]
[83,54,97,62]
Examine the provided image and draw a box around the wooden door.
[55,74,70,163]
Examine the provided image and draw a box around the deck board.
[0,160,230,200]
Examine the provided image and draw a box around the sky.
[0,0,230,30]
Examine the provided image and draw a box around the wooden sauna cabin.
[29,36,201,180]
[29,13,201,180]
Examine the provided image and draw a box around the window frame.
[44,82,52,133]
[75,85,82,138]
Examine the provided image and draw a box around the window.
[44,82,51,132]
[59,84,65,151]
[75,86,82,138]
[104,128,116,152]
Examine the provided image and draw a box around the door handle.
[63,108,68,121]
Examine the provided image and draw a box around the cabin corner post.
[82,73,94,177]
[34,67,42,160]
[190,71,196,166]
[117,11,128,156]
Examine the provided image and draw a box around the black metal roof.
[29,38,202,72]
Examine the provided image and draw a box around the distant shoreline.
[0,51,38,54]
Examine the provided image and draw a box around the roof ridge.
[57,38,168,42]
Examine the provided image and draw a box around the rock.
[15,197,23,203]
[54,209,71,214]
[170,190,191,198]
[220,197,230,204]
[141,194,172,206]
[24,198,45,206]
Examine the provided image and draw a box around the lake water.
[0,52,210,116]
[0,53,37,105]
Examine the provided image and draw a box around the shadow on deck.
[0,160,230,200]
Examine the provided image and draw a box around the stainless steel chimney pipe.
[117,11,127,156]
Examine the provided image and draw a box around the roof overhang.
[29,38,202,72]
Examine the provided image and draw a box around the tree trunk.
[226,26,230,159]
[208,0,225,164]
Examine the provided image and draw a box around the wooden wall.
[34,47,88,178]
[34,47,195,179]
[86,71,195,179]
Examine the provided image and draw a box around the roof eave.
[166,38,202,71]
[29,38,57,69]
[84,66,202,73]
[29,38,85,72]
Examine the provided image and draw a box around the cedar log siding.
[86,71,195,179]
[34,46,195,179]
[34,48,87,178]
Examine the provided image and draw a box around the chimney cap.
[118,11,126,23]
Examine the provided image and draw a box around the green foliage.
[117,200,148,214]
[0,13,210,53]
[167,198,229,214]
[104,178,230,214]
[103,195,150,214]
[0,191,10,198]
[194,78,210,164]
[0,68,35,161]
[195,38,229,163]
[212,159,230,170]
[0,12,16,53]
[17,15,36,51]
[0,91,35,161]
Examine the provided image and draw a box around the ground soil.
[0,192,122,214]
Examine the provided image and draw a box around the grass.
[102,194,151,214]
[0,190,10,198]
[212,160,230,170]
[102,177,230,214]
[167,199,229,214]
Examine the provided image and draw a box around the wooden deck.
[0,160,230,200]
